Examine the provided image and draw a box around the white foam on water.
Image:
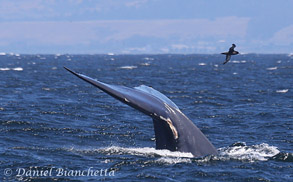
[198,63,206,66]
[232,60,240,63]
[276,89,289,93]
[119,66,137,69]
[97,146,193,158]
[84,144,280,163]
[266,67,278,70]
[13,67,23,71]
[155,157,192,164]
[0,52,6,56]
[218,143,280,162]
[140,62,150,66]
[0,67,23,71]
[15,143,281,165]
[143,57,154,61]
[100,146,193,164]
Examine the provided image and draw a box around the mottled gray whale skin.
[64,67,218,157]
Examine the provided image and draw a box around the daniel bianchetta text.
[4,167,115,177]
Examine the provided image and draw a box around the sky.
[0,0,293,54]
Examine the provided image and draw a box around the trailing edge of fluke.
[64,67,218,157]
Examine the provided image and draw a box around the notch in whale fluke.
[64,67,218,157]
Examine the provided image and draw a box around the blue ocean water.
[0,53,292,181]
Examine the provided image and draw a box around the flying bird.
[221,44,239,64]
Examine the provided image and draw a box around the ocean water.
[0,53,292,181]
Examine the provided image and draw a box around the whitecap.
[232,60,240,63]
[13,67,23,71]
[155,157,192,164]
[42,88,51,91]
[143,57,154,61]
[276,89,289,93]
[68,143,280,164]
[73,146,193,164]
[198,63,206,66]
[266,67,278,70]
[96,146,193,158]
[218,143,280,162]
[0,68,10,71]
[119,66,137,69]
[0,52,6,56]
[140,62,150,66]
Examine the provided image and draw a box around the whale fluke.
[64,67,218,157]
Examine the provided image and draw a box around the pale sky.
[0,0,292,54]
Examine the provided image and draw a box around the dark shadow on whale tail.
[64,67,218,157]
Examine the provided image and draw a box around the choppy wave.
[266,67,278,70]
[0,67,23,71]
[231,60,246,64]
[217,142,280,162]
[0,67,10,71]
[13,67,23,71]
[198,63,206,66]
[276,89,289,93]
[119,66,137,69]
[140,62,150,66]
[81,146,194,164]
[96,146,193,158]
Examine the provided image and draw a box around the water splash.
[119,66,137,69]
[266,67,278,70]
[72,142,282,164]
[276,89,289,93]
[97,146,193,158]
[0,67,23,71]
[77,142,282,164]
[217,142,280,162]
[96,146,193,164]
